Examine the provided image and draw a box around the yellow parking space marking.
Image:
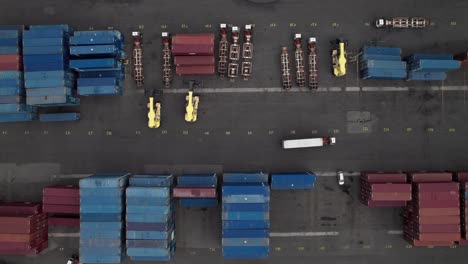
[289,23,297,28]
[204,24,212,28]
[319,245,326,251]
[269,23,277,28]
[383,127,390,132]
[65,131,71,136]
[182,130,189,135]
[450,21,457,26]
[225,131,231,135]
[405,244,413,249]
[268,130,274,135]
[160,24,167,29]
[88,131,94,136]
[384,244,392,249]
[138,25,144,29]
[2,131,7,135]
[274,247,281,251]
[290,130,296,134]
[135,130,141,135]
[362,245,371,249]
[161,130,168,135]
[43,130,48,135]
[310,22,318,27]
[449,128,456,132]
[406,128,412,133]
[204,131,210,135]
[24,130,30,135]
[247,131,253,135]
[181,24,189,29]
[105,130,112,136]
[311,130,318,134]
[426,128,434,132]
[297,246,305,251]
[332,22,340,28]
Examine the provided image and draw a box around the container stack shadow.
[79,173,130,264]
[0,202,48,255]
[221,172,270,259]
[126,175,176,261]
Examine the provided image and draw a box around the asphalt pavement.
[1,0,468,263]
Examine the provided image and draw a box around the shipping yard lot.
[1,0,468,263]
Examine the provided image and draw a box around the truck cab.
[375,19,385,28]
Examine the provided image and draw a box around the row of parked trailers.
[359,46,461,81]
[361,171,468,246]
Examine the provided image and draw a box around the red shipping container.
[0,227,47,242]
[368,192,411,201]
[455,172,468,182]
[176,65,215,75]
[43,196,80,205]
[414,233,460,242]
[418,224,460,233]
[361,172,407,183]
[417,216,460,225]
[365,183,411,192]
[172,34,215,45]
[417,191,458,201]
[172,44,214,56]
[173,187,216,198]
[410,172,453,183]
[43,185,79,197]
[409,239,455,247]
[48,216,79,226]
[0,202,41,215]
[361,200,406,207]
[418,199,459,208]
[0,62,21,71]
[0,212,47,225]
[0,240,48,255]
[174,56,215,66]
[417,208,459,216]
[0,55,21,63]
[416,182,458,192]
[42,204,79,214]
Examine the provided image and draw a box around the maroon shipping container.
[0,228,47,242]
[367,192,412,201]
[416,182,459,192]
[42,204,79,214]
[176,65,215,75]
[173,187,217,198]
[172,34,215,45]
[455,52,468,61]
[418,224,460,233]
[410,232,460,242]
[455,172,468,183]
[0,55,21,63]
[43,185,79,197]
[459,240,468,245]
[0,202,41,215]
[417,208,459,217]
[0,221,47,234]
[360,200,406,207]
[0,62,22,71]
[48,216,79,226]
[416,216,460,225]
[418,199,459,208]
[408,239,455,247]
[361,172,407,183]
[174,56,215,66]
[43,196,80,205]
[0,240,48,255]
[410,172,453,183]
[172,44,214,56]
[364,183,411,192]
[417,191,458,201]
[0,212,47,225]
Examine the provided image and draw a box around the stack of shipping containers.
[359,46,407,80]
[270,172,316,190]
[0,202,48,255]
[70,30,125,96]
[79,173,129,264]
[126,175,176,261]
[23,25,79,107]
[407,54,461,81]
[360,172,411,207]
[221,172,270,259]
[455,172,468,245]
[0,25,36,122]
[403,172,460,246]
[174,174,218,207]
[42,185,80,226]
[172,34,215,75]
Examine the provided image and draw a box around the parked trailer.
[282,137,336,149]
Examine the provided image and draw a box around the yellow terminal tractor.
[147,97,161,128]
[185,80,200,123]
[332,38,347,77]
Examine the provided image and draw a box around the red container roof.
[409,172,453,183]
[176,65,215,75]
[416,182,459,192]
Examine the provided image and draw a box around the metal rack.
[281,47,292,89]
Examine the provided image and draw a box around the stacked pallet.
[79,173,130,264]
[270,172,317,190]
[455,172,468,245]
[360,172,411,207]
[23,24,79,107]
[222,173,270,259]
[407,54,461,81]
[172,34,215,75]
[0,202,48,255]
[70,30,124,96]
[0,25,36,123]
[175,174,218,207]
[359,46,407,80]
[404,172,460,246]
[42,185,79,226]
[126,175,176,261]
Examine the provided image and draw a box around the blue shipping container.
[222,211,270,221]
[78,86,122,96]
[222,203,270,212]
[359,54,402,61]
[27,95,79,106]
[222,185,270,196]
[70,35,119,45]
[80,213,122,222]
[23,45,65,55]
[29,24,72,32]
[408,54,453,61]
[0,103,33,113]
[0,30,20,38]
[80,188,124,197]
[126,187,170,197]
[70,45,119,56]
[0,87,24,96]
[222,246,269,259]
[223,173,268,183]
[126,222,170,232]
[73,30,122,39]
[79,255,124,264]
[127,247,171,258]
[126,196,170,206]
[0,95,23,104]
[80,196,124,205]
[80,247,122,256]
[0,47,19,54]
[407,72,447,81]
[23,29,65,39]
[126,239,170,248]
[126,205,172,214]
[126,213,172,223]
[0,79,22,88]
[126,229,174,240]
[70,58,120,69]
[23,61,66,72]
[78,77,118,86]
[222,238,269,246]
[23,54,65,64]
[27,87,73,97]
[360,68,407,80]
[223,194,270,204]
[180,198,218,207]
[0,112,35,123]
[79,173,130,188]
[410,59,461,72]
[271,172,317,190]
[0,38,19,46]
[0,71,22,80]
[23,38,65,47]
[25,79,73,89]
[362,46,402,56]
[80,230,122,239]
[79,238,122,248]
[79,70,125,80]
[222,229,270,238]
[129,175,173,187]
[222,220,270,230]
[80,222,122,230]
[360,60,407,70]
[25,70,74,80]
[80,204,122,213]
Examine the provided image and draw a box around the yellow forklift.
[332,38,347,77]
[185,80,200,123]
